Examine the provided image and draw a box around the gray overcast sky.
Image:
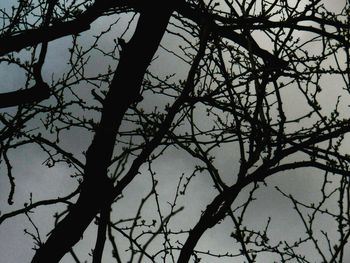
[0,1,349,262]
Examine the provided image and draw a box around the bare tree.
[0,0,349,262]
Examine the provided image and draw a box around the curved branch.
[177,180,249,262]
[0,187,80,225]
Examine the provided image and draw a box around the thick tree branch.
[0,0,139,56]
[0,1,101,56]
[92,205,110,263]
[112,17,210,200]
[177,120,350,262]
[0,84,50,108]
[30,2,174,262]
[177,180,249,262]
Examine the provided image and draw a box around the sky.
[0,1,349,262]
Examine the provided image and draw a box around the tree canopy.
[0,0,349,262]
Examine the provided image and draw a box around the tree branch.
[92,205,110,263]
[0,84,50,108]
[30,2,174,262]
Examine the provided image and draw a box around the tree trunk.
[31,3,173,262]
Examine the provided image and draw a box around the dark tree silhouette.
[0,0,349,262]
